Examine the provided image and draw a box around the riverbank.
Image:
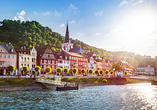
[0,78,151,92]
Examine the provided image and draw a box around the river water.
[0,83,157,110]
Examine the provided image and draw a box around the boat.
[56,84,79,91]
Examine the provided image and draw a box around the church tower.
[62,24,73,51]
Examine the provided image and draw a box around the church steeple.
[65,24,70,43]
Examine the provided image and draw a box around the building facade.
[15,46,37,75]
[36,45,57,75]
[0,43,17,75]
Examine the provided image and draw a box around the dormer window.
[11,49,13,52]
[0,49,2,52]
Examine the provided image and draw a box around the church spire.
[65,23,70,43]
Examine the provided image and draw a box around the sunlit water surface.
[0,83,157,110]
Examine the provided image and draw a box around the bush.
[56,67,62,74]
[72,68,78,74]
[80,69,86,74]
[63,68,69,74]
[94,70,99,75]
[45,67,51,74]
[88,69,93,74]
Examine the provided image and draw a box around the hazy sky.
[1,0,157,57]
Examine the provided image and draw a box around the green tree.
[8,65,15,75]
[80,69,86,75]
[22,66,29,76]
[56,67,62,74]
[63,68,69,74]
[72,68,78,74]
[34,66,41,79]
[45,66,51,75]
[88,69,93,75]
[94,70,99,75]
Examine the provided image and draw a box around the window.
[0,49,2,52]
[8,55,11,59]
[24,58,26,62]
[12,62,15,66]
[4,62,6,66]
[0,54,2,58]
[8,61,11,66]
[0,62,2,67]
[48,55,50,57]
[21,57,23,62]
[21,64,23,68]
[27,58,29,62]
[59,60,62,63]
[42,59,44,63]
[69,56,71,59]
[46,60,48,63]
[32,53,35,56]
[4,54,7,58]
[12,55,15,59]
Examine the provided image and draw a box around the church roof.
[63,50,86,58]
[69,47,85,54]
[65,24,70,43]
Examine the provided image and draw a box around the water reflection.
[0,83,157,109]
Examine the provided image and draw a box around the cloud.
[70,4,77,9]
[17,10,26,16]
[34,11,37,14]
[60,23,65,27]
[134,0,143,5]
[12,16,18,21]
[119,0,143,7]
[94,11,103,16]
[70,20,75,24]
[42,11,50,15]
[12,10,26,21]
[94,33,102,36]
[77,32,84,36]
[119,0,129,7]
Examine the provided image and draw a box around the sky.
[1,0,157,58]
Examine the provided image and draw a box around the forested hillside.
[0,19,112,59]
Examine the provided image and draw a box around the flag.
[19,53,23,58]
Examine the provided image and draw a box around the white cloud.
[34,11,37,14]
[42,11,50,15]
[94,33,102,36]
[54,10,61,17]
[119,0,143,7]
[134,0,144,5]
[70,20,75,24]
[12,16,18,21]
[77,32,84,36]
[18,16,25,21]
[12,10,26,21]
[70,4,77,9]
[119,0,129,7]
[17,10,26,16]
[60,23,65,27]
[94,11,103,16]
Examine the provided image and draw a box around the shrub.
[34,66,41,73]
[72,68,78,74]
[56,67,62,74]
[23,66,29,72]
[8,65,15,72]
[80,69,86,74]
[94,70,99,75]
[45,67,51,74]
[99,70,104,75]
[109,70,115,75]
[102,79,107,83]
[88,69,93,74]
[104,70,109,75]
[63,68,69,74]
[124,71,128,75]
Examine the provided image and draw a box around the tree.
[80,69,86,75]
[88,69,93,75]
[94,70,99,75]
[72,68,78,74]
[99,70,104,75]
[56,67,62,75]
[22,66,29,76]
[109,70,115,75]
[123,71,128,75]
[104,70,109,75]
[8,65,15,75]
[34,66,41,79]
[45,67,51,75]
[63,68,69,74]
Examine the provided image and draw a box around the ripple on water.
[0,83,157,109]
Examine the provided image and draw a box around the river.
[0,83,157,110]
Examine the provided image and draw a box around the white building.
[135,65,154,75]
